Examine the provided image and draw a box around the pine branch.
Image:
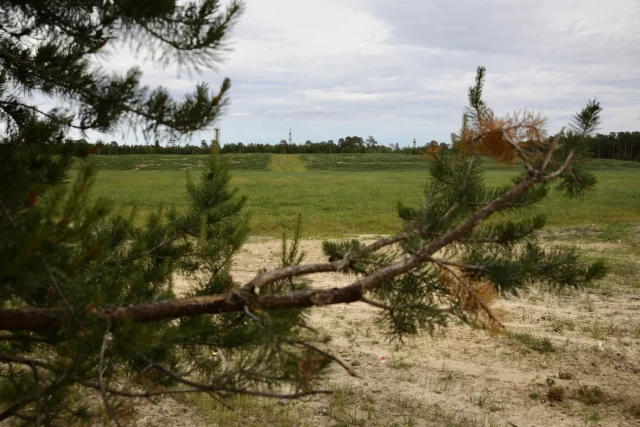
[0,170,546,332]
[542,129,564,170]
[0,46,229,136]
[0,100,90,130]
[242,232,411,292]
[135,354,331,399]
[543,151,575,181]
[360,296,453,314]
[0,373,67,423]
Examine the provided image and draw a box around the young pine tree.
[0,0,606,424]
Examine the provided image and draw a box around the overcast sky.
[92,0,640,146]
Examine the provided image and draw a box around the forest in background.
[65,131,640,159]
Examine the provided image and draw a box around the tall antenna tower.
[288,128,293,145]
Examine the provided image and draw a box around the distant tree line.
[589,131,640,160]
[63,135,453,156]
[62,132,640,160]
[219,136,453,155]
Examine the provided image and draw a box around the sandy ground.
[117,237,639,427]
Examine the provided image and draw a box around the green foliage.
[0,0,336,423]
[0,145,325,423]
[463,242,606,296]
[466,65,487,123]
[0,0,243,142]
[319,67,607,339]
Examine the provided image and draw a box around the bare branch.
[501,130,535,174]
[242,233,411,292]
[0,100,91,130]
[285,340,358,377]
[543,151,575,181]
[542,129,564,171]
[134,354,332,399]
[98,325,121,427]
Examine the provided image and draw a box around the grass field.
[86,154,640,237]
[83,153,271,170]
[83,153,640,426]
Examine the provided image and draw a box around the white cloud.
[298,89,383,103]
[90,0,640,145]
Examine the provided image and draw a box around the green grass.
[80,153,271,171]
[300,153,619,172]
[89,166,640,237]
[301,153,431,171]
[269,154,307,172]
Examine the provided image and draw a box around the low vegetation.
[88,160,640,236]
[78,153,271,171]
[507,330,555,354]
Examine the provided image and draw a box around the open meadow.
[87,154,640,237]
[83,153,640,427]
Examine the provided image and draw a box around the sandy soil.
[120,237,640,427]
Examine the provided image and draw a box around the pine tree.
[0,1,606,424]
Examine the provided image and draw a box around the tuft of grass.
[583,408,601,425]
[182,393,310,427]
[388,355,413,370]
[547,385,565,402]
[470,389,501,411]
[426,404,501,427]
[558,371,574,380]
[552,318,576,332]
[581,320,625,340]
[576,385,606,405]
[507,331,555,354]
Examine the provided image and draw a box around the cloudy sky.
[96,0,640,146]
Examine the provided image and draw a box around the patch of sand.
[128,238,640,426]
